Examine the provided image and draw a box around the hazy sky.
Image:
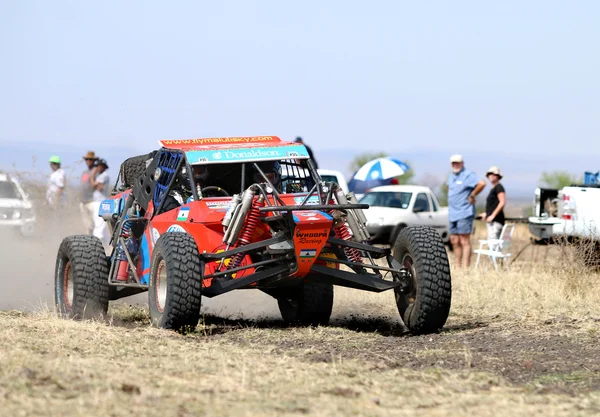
[1,1,598,157]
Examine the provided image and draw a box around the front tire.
[277,279,334,326]
[148,233,203,331]
[392,227,452,334]
[54,235,109,319]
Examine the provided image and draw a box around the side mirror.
[413,206,425,213]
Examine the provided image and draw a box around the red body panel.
[141,193,337,289]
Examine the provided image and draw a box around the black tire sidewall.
[148,243,169,328]
[54,236,109,320]
[148,233,203,331]
[394,244,418,321]
[54,246,73,318]
[389,224,407,246]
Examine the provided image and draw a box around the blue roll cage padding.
[153,151,183,214]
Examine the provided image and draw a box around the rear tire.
[277,279,334,326]
[392,226,451,334]
[148,233,203,331]
[54,235,109,319]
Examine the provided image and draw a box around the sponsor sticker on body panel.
[167,225,186,233]
[185,144,309,164]
[299,249,317,258]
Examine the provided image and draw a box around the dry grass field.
[1,191,599,416]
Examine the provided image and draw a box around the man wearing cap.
[79,151,98,234]
[294,137,318,168]
[447,155,486,268]
[481,166,506,240]
[47,156,66,208]
[90,158,110,248]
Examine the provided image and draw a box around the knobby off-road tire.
[149,233,202,331]
[277,279,334,326]
[392,226,451,334]
[54,235,110,319]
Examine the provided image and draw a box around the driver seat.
[201,163,243,196]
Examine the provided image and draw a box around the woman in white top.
[47,155,66,208]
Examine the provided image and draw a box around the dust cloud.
[0,209,280,319]
[0,219,67,311]
[0,206,394,323]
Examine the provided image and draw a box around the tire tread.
[393,226,452,334]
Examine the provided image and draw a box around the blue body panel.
[140,232,151,285]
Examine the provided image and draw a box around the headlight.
[13,209,33,220]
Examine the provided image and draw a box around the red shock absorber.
[328,197,362,263]
[231,197,265,268]
[334,223,362,263]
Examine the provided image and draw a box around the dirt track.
[2,218,599,404]
[204,313,600,394]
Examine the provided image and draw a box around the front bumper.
[0,218,36,236]
[528,216,561,240]
[366,224,394,242]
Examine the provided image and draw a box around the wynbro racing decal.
[185,144,309,164]
[294,229,329,244]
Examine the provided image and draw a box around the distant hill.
[1,140,594,202]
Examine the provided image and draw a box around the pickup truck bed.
[529,185,600,241]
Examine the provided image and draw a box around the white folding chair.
[474,223,516,270]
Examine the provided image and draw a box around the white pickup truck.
[529,185,600,241]
[0,171,36,237]
[360,185,450,244]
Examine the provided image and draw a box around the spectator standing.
[80,151,98,235]
[481,166,506,239]
[447,154,486,268]
[46,155,66,209]
[90,158,111,248]
[294,137,318,168]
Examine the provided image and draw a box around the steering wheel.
[200,186,229,197]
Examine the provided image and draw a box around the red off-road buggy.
[54,136,451,334]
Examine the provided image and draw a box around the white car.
[360,185,449,244]
[0,171,36,237]
[317,169,349,194]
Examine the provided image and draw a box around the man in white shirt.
[80,151,98,235]
[90,158,111,250]
[47,156,66,209]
